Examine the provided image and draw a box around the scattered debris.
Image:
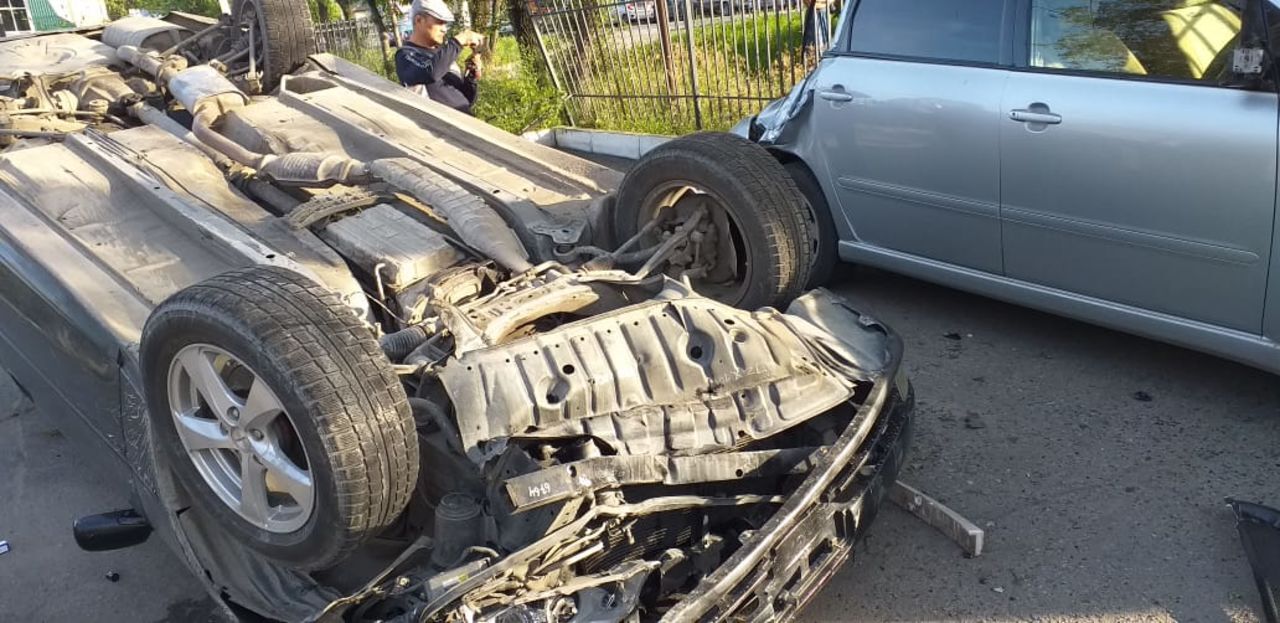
[889,480,985,557]
[0,540,9,555]
[104,571,120,583]
[1133,391,1153,402]
[963,413,986,430]
[943,332,963,340]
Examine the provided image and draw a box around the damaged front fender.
[731,74,816,146]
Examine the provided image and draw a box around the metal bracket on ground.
[889,480,985,557]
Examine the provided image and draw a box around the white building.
[1,0,108,35]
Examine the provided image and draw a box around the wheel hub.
[166,344,314,533]
[639,182,751,302]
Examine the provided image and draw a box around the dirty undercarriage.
[350,275,911,623]
[0,7,912,622]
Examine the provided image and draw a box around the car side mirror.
[73,509,152,552]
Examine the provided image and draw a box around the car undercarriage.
[0,5,912,622]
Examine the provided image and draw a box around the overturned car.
[0,3,913,621]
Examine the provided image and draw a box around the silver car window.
[847,0,1005,64]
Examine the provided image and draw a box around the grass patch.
[472,38,567,134]
[343,45,395,79]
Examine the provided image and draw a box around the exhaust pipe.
[116,50,528,271]
[117,47,367,185]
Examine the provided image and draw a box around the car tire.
[233,0,316,92]
[140,266,418,570]
[613,131,812,310]
[784,161,839,287]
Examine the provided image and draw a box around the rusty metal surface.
[440,282,859,463]
[445,269,602,351]
[504,447,818,511]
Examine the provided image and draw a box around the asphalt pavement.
[0,369,221,621]
[1,268,1276,622]
[809,267,1277,622]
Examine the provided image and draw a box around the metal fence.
[314,18,393,78]
[528,0,834,132]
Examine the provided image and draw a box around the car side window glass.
[847,0,1006,64]
[1030,0,1245,83]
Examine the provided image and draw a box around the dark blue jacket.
[395,39,478,114]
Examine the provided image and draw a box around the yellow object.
[1161,4,1241,78]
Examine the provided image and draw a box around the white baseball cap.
[411,0,455,23]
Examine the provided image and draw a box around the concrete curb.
[523,127,671,160]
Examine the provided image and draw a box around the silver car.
[737,0,1280,374]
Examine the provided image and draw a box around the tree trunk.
[369,0,403,46]
[508,0,538,51]
[480,0,500,61]
[468,0,489,31]
[365,0,389,40]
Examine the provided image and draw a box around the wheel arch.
[763,147,854,244]
[763,147,846,285]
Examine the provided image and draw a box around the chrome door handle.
[1010,109,1062,124]
[818,90,853,102]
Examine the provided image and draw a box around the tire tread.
[614,132,812,308]
[142,266,417,569]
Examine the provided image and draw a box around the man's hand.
[454,29,485,48]
[466,55,483,81]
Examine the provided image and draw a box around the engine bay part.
[0,8,913,622]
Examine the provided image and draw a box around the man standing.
[395,0,486,115]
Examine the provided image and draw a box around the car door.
[810,0,1014,274]
[1000,0,1277,332]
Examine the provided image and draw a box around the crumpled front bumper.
[661,337,914,622]
[370,292,913,623]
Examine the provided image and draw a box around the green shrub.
[345,45,395,79]
[472,37,566,134]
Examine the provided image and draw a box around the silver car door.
[810,0,1014,274]
[1000,0,1277,332]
